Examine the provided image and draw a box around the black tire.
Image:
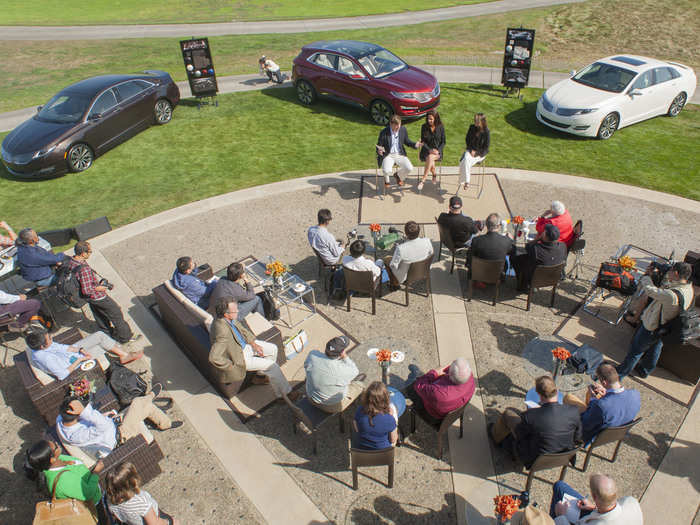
[66,143,94,173]
[296,80,317,105]
[370,100,392,126]
[667,92,687,117]
[154,98,173,125]
[596,112,619,140]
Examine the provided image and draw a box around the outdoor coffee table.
[353,338,419,393]
[521,335,587,393]
[349,223,407,261]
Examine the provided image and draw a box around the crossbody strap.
[50,469,69,503]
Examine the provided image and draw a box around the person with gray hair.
[470,212,514,263]
[535,200,575,248]
[405,358,475,424]
[549,473,643,524]
[15,228,65,286]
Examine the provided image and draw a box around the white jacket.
[554,496,643,525]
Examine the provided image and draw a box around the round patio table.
[352,337,419,392]
[521,335,587,393]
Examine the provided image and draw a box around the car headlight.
[540,93,554,112]
[32,145,57,159]
[576,108,598,115]
[556,107,598,117]
[391,91,419,100]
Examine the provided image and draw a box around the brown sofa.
[153,274,284,398]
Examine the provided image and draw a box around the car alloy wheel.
[370,100,392,126]
[154,99,173,124]
[597,113,619,140]
[67,144,94,172]
[667,93,687,117]
[296,80,316,105]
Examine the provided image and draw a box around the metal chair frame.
[567,220,586,280]
[410,399,468,458]
[282,391,345,455]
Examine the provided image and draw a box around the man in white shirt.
[0,288,41,329]
[259,55,284,83]
[342,239,386,280]
[307,209,344,265]
[383,221,433,288]
[550,474,643,524]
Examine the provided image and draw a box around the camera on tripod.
[99,278,114,291]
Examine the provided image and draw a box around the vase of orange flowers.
[494,495,520,524]
[376,348,392,384]
[511,215,524,240]
[369,223,381,242]
[265,260,288,289]
[551,347,572,384]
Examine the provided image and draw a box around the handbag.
[33,470,98,524]
[283,329,308,358]
[257,290,280,321]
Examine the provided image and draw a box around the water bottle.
[519,491,529,508]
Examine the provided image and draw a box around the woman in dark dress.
[459,113,490,190]
[418,110,445,191]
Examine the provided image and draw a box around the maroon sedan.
[292,40,440,125]
[1,71,180,178]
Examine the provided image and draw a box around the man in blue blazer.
[564,362,641,445]
[376,115,422,188]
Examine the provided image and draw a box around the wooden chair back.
[404,253,433,306]
[344,267,381,315]
[312,247,339,292]
[283,392,344,455]
[435,217,468,274]
[350,445,395,489]
[527,262,566,310]
[525,447,580,493]
[468,257,505,306]
[582,417,642,471]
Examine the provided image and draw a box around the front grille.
[540,114,570,129]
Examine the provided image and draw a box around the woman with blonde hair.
[352,381,398,450]
[459,113,490,190]
[105,462,180,525]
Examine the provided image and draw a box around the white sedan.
[536,55,696,139]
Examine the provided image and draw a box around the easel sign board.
[501,28,536,88]
[180,38,219,97]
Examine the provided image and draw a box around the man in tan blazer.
[209,297,299,400]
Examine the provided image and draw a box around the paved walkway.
[0,0,586,40]
[2,65,697,133]
[85,166,698,524]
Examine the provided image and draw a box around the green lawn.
[1,84,698,235]
[1,0,494,25]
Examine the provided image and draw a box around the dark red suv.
[292,40,440,125]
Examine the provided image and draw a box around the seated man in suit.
[550,474,643,524]
[490,375,582,468]
[56,392,181,459]
[208,297,300,400]
[510,224,567,292]
[171,256,218,309]
[383,221,433,289]
[16,228,65,286]
[470,213,513,261]
[208,262,264,321]
[563,362,640,445]
[437,196,481,248]
[26,330,142,380]
[376,115,422,188]
[405,358,475,425]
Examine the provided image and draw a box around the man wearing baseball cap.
[304,336,364,413]
[437,196,481,248]
[510,223,567,292]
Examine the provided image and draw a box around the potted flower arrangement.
[494,494,520,524]
[551,346,572,384]
[511,215,525,239]
[68,378,96,401]
[376,348,392,383]
[618,255,636,271]
[265,260,289,288]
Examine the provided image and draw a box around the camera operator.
[69,241,139,345]
[617,261,694,379]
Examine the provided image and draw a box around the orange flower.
[369,223,381,233]
[512,215,524,225]
[494,495,520,520]
[618,255,636,270]
[552,347,572,361]
[266,260,288,277]
[376,349,392,362]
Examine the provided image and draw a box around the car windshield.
[36,92,91,123]
[358,48,406,79]
[572,62,637,93]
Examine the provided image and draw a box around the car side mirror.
[88,113,103,120]
[36,106,43,113]
[628,89,642,97]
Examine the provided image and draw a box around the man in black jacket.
[510,223,567,292]
[376,115,422,188]
[470,213,513,261]
[437,196,481,247]
[490,375,582,468]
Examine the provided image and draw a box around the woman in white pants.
[459,113,490,190]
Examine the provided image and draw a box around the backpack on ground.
[108,363,147,408]
[661,288,700,345]
[595,262,637,296]
[54,264,87,308]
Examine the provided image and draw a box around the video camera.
[99,278,114,291]
[648,260,672,287]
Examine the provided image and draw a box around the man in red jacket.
[406,358,475,424]
[535,200,574,248]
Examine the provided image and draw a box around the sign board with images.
[180,37,219,97]
[501,28,536,88]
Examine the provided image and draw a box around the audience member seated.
[70,241,137,344]
[0,220,17,248]
[549,473,643,524]
[208,262,263,320]
[208,297,300,400]
[26,330,143,381]
[405,358,475,425]
[16,228,65,286]
[0,288,41,329]
[510,224,567,292]
[352,381,398,450]
[459,113,490,190]
[383,221,433,289]
[171,256,218,310]
[490,375,582,468]
[304,336,364,413]
[57,392,181,459]
[376,115,422,188]
[105,461,181,525]
[470,213,513,262]
[307,208,344,265]
[437,196,481,248]
[563,362,640,445]
[26,439,103,506]
[535,201,574,249]
[342,240,388,282]
[616,261,694,379]
[417,110,445,190]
